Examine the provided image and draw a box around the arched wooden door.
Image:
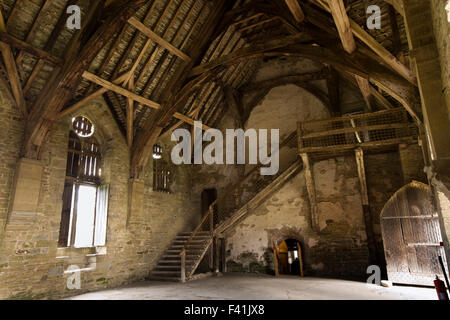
[381,181,448,286]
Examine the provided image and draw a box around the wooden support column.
[221,238,226,273]
[355,148,379,266]
[214,237,220,274]
[300,153,319,231]
[273,241,280,276]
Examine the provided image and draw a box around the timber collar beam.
[81,71,211,131]
[127,17,191,62]
[0,32,63,66]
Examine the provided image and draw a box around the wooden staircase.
[148,131,301,282]
[148,231,212,282]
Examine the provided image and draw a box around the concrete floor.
[68,273,437,300]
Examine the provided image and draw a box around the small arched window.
[58,118,109,248]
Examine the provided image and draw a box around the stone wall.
[431,0,450,119]
[0,80,199,299]
[225,156,370,280]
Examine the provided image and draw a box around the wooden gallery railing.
[297,108,418,154]
[180,130,298,282]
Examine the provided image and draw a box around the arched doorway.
[275,239,304,276]
[381,181,448,286]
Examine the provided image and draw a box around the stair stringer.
[215,159,303,236]
[186,236,214,280]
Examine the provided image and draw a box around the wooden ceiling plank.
[15,0,53,70]
[24,0,79,95]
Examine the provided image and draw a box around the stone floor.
[68,273,437,300]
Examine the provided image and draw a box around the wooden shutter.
[94,184,109,246]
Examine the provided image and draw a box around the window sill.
[56,246,107,259]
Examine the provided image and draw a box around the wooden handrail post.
[214,237,220,274]
[209,206,214,233]
[180,248,186,283]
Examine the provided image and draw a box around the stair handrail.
[179,130,297,281]
[208,130,297,212]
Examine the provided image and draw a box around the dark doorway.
[277,239,304,276]
[201,188,217,218]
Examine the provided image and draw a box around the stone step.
[155,265,181,271]
[151,270,180,276]
[148,275,181,282]
[169,244,205,249]
[177,232,210,237]
[161,255,199,260]
[172,239,208,244]
[165,249,203,255]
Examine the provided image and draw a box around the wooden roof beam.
[0,32,63,66]
[23,0,148,158]
[131,0,232,177]
[314,0,416,85]
[82,71,210,130]
[0,12,26,117]
[328,0,356,54]
[127,16,191,62]
[190,32,311,77]
[284,0,305,23]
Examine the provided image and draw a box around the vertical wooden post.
[214,237,220,274]
[180,248,186,283]
[221,238,226,273]
[355,148,379,266]
[300,153,318,231]
[296,242,304,277]
[209,206,214,233]
[208,243,214,271]
[297,122,304,151]
[273,241,279,277]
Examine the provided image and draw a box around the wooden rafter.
[328,0,356,54]
[190,32,311,77]
[128,17,191,62]
[314,0,416,85]
[0,12,26,117]
[131,0,232,177]
[24,0,148,158]
[284,0,305,23]
[81,71,210,131]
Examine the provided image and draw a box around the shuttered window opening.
[153,159,172,194]
[58,125,109,248]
